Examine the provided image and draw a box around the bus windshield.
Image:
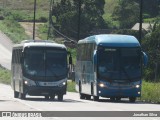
[98,47,141,82]
[23,47,67,80]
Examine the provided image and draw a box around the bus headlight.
[58,82,66,87]
[99,83,104,88]
[62,82,66,85]
[24,81,28,85]
[135,85,140,88]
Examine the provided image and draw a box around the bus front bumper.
[97,87,141,98]
[24,85,67,96]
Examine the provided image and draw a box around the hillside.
[0,0,49,21]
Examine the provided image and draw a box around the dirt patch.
[19,22,44,40]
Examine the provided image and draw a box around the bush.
[141,81,160,103]
[0,67,11,85]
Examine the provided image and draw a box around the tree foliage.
[112,0,139,28]
[142,23,160,81]
[52,0,106,40]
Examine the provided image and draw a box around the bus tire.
[116,97,121,101]
[129,97,136,103]
[45,95,49,100]
[110,97,115,101]
[80,93,85,99]
[58,94,63,101]
[50,95,55,100]
[14,91,19,98]
[93,96,99,101]
[19,93,26,99]
[85,95,91,100]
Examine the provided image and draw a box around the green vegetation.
[0,67,11,85]
[67,81,76,92]
[141,81,160,103]
[37,23,49,40]
[0,18,29,43]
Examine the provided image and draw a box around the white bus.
[11,40,68,101]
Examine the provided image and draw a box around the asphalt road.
[0,83,160,120]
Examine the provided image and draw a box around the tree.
[142,22,160,81]
[52,0,106,40]
[112,0,140,29]
[132,0,160,18]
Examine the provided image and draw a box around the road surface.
[0,31,13,70]
[0,83,160,120]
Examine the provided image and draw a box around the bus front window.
[23,47,67,80]
[98,47,141,81]
[46,50,67,78]
[23,49,45,77]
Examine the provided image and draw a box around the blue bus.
[75,34,148,102]
[11,40,68,101]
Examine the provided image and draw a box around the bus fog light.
[24,81,28,85]
[98,91,101,94]
[135,85,140,88]
[138,92,141,94]
[99,83,104,87]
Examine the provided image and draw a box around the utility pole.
[47,0,53,40]
[77,0,81,42]
[139,0,143,44]
[33,0,37,40]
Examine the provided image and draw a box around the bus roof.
[13,40,67,50]
[78,34,140,47]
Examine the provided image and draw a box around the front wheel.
[45,95,49,100]
[19,93,26,99]
[93,96,99,101]
[58,94,63,101]
[129,97,136,103]
[85,95,91,100]
[110,97,115,102]
[80,93,85,99]
[14,91,19,98]
[50,95,55,100]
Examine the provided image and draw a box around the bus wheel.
[110,97,115,102]
[80,93,85,99]
[50,95,55,100]
[19,93,26,99]
[116,97,121,101]
[85,95,91,100]
[45,95,49,100]
[58,94,63,101]
[93,96,99,101]
[129,97,136,103]
[14,91,19,98]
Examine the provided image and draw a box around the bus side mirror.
[142,52,148,67]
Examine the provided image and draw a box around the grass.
[67,81,76,92]
[0,67,11,85]
[0,19,30,43]
[141,81,160,103]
